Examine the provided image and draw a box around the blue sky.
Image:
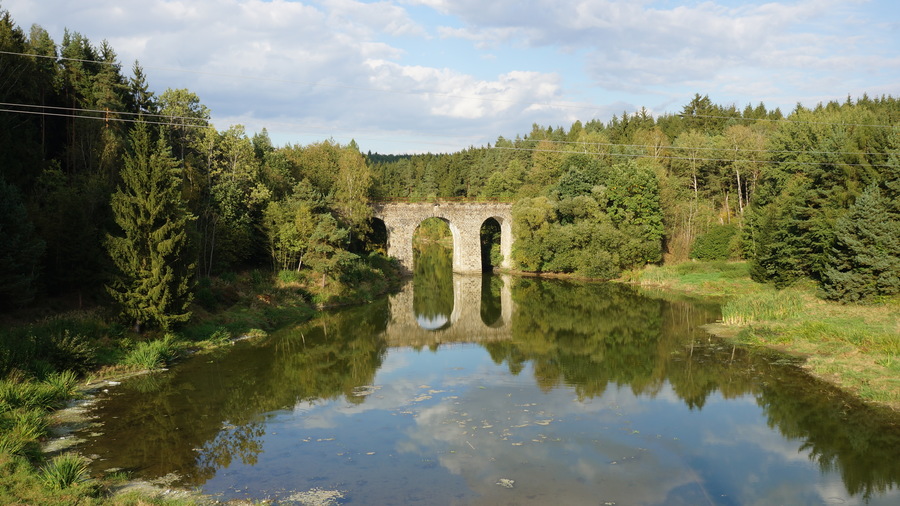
[3,0,898,153]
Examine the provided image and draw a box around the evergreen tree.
[820,184,900,302]
[106,121,195,331]
[0,178,45,308]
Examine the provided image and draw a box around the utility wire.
[0,101,209,125]
[0,49,598,113]
[3,49,899,128]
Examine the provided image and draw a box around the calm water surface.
[74,247,900,505]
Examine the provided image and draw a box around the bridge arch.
[373,202,514,274]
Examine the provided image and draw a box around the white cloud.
[2,0,897,152]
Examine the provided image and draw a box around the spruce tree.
[106,121,194,331]
[820,174,900,302]
[0,178,45,308]
[821,151,900,302]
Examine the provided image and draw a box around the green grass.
[40,453,90,490]
[721,289,805,325]
[634,260,900,411]
[635,261,758,297]
[122,334,183,371]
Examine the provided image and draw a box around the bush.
[691,224,739,261]
[277,269,303,284]
[45,331,96,376]
[0,312,106,377]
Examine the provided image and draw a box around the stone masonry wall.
[373,202,513,274]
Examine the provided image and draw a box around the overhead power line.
[0,49,601,114]
[0,101,209,126]
[2,49,899,129]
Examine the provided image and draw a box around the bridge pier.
[374,202,513,274]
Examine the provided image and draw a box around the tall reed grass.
[721,290,804,325]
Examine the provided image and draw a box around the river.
[72,244,900,505]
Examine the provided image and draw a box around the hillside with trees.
[0,11,384,326]
[370,96,899,300]
[1,5,899,327]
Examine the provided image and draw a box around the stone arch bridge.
[373,202,513,274]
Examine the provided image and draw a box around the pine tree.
[106,121,195,331]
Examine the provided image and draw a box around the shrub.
[46,331,96,375]
[277,269,303,284]
[691,224,739,261]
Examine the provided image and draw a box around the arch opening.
[480,217,503,271]
[365,218,388,256]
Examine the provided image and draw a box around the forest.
[370,97,899,299]
[2,6,899,334]
[0,11,382,331]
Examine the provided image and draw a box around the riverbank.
[0,254,403,505]
[626,261,900,411]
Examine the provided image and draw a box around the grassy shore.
[0,254,402,504]
[628,261,900,410]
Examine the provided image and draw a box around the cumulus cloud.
[2,0,897,152]
[414,0,898,104]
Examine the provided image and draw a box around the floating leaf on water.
[497,478,515,488]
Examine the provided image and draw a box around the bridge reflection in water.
[382,274,515,348]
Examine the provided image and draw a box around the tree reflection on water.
[75,267,900,502]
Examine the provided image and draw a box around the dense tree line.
[371,95,900,300]
[2,7,898,327]
[0,10,379,328]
